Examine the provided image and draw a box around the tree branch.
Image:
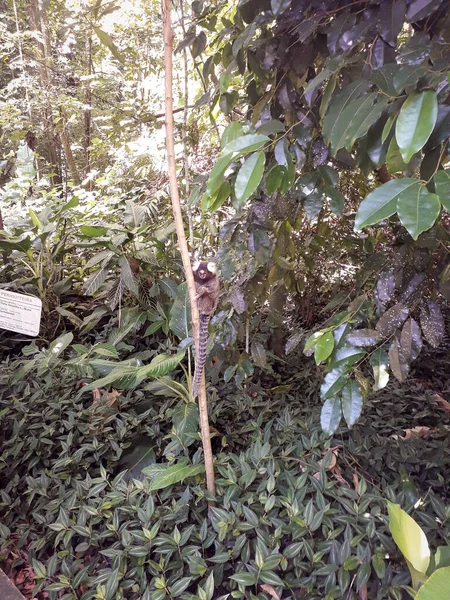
[161,0,215,498]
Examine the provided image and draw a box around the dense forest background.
[0,0,449,599]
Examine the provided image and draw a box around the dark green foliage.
[1,357,449,600]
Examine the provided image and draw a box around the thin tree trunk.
[27,0,61,184]
[161,0,215,497]
[60,117,81,186]
[84,34,92,189]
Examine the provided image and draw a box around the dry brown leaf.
[260,584,281,600]
[431,393,450,413]
[359,582,368,600]
[391,426,434,440]
[331,463,349,487]
[353,472,359,492]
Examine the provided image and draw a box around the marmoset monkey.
[192,261,219,398]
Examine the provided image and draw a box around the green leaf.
[142,463,205,490]
[271,0,291,17]
[138,352,185,378]
[257,119,285,135]
[234,151,265,206]
[80,225,108,237]
[434,169,450,211]
[415,567,450,600]
[370,347,389,391]
[328,94,387,154]
[305,56,342,96]
[208,181,231,212]
[48,332,73,358]
[93,26,125,64]
[304,331,325,353]
[251,341,267,368]
[266,165,287,194]
[314,331,335,364]
[325,186,345,216]
[221,122,243,149]
[29,208,43,229]
[320,398,342,435]
[320,366,349,399]
[170,577,193,596]
[169,282,191,339]
[341,380,363,427]
[206,153,236,196]
[229,572,257,586]
[222,133,269,155]
[397,185,440,240]
[355,178,420,230]
[435,547,450,570]
[192,31,206,58]
[323,80,367,143]
[395,91,438,163]
[387,502,430,576]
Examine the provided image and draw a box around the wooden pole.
[161,0,215,497]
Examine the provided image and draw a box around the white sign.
[0,289,42,336]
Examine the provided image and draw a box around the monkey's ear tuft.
[192,261,200,271]
[207,262,217,273]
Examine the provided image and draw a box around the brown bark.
[161,0,215,497]
[84,35,92,189]
[27,0,61,184]
[375,163,392,183]
[60,118,81,186]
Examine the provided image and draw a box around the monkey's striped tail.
[192,313,210,398]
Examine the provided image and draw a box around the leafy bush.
[1,359,449,600]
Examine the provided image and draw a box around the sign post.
[0,289,42,336]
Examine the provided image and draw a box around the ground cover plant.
[0,354,449,600]
[0,0,449,599]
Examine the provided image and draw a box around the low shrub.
[0,361,449,600]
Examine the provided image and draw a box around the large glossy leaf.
[346,329,381,347]
[138,352,185,378]
[327,93,388,155]
[314,331,335,364]
[397,185,440,240]
[376,302,409,337]
[320,366,348,399]
[400,318,422,362]
[434,169,450,211]
[341,381,363,428]
[420,300,445,348]
[320,398,342,435]
[395,91,438,163]
[328,344,364,370]
[387,502,430,581]
[323,80,367,143]
[376,270,396,304]
[370,347,389,391]
[235,151,265,206]
[304,56,342,96]
[221,122,243,148]
[415,567,450,600]
[172,403,199,442]
[222,133,269,155]
[389,337,409,383]
[206,153,236,196]
[355,178,420,230]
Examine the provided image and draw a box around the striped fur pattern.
[192,313,211,398]
[192,260,219,398]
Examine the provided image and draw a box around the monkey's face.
[193,261,216,281]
